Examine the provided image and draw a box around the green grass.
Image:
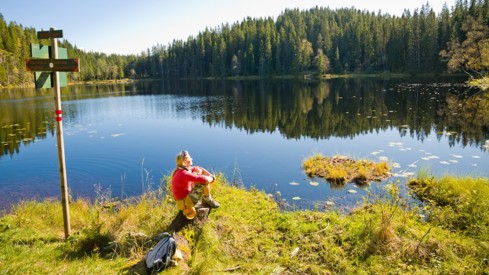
[1,174,488,274]
[409,175,489,240]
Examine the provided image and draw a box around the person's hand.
[204,175,214,183]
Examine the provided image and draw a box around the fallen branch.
[209,265,241,272]
[223,266,241,272]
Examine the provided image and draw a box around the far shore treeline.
[1,0,489,86]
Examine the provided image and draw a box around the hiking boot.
[202,195,220,208]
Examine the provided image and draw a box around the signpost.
[26,58,80,72]
[26,28,79,239]
[30,44,69,88]
[37,29,63,39]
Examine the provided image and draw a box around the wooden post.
[51,34,71,238]
[27,28,76,239]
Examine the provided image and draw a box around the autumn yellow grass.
[302,154,391,185]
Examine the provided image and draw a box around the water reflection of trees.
[1,79,487,158]
[0,84,133,158]
[175,78,488,148]
[1,88,53,157]
[437,89,489,148]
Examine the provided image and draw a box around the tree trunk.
[167,205,211,233]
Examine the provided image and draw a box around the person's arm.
[192,166,214,178]
[182,169,213,183]
[195,166,214,177]
[200,167,215,182]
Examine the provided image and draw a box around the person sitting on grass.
[171,150,220,219]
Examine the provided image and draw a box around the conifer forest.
[1,0,489,86]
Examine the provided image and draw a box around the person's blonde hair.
[172,150,190,176]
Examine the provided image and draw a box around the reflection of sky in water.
[0,83,488,211]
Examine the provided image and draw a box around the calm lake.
[1,78,488,211]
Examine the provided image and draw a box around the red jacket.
[171,166,208,200]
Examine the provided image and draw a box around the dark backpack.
[145,232,176,273]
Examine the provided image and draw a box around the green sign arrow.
[30,44,69,88]
[31,43,50,59]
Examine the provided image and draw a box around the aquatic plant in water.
[302,154,391,186]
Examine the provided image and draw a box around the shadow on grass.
[123,207,210,274]
[61,225,114,259]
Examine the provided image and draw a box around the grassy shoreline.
[1,172,488,274]
[2,72,465,90]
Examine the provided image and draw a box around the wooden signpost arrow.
[37,29,63,39]
[26,58,80,72]
[25,28,79,239]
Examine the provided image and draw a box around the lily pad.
[408,161,418,168]
[325,201,335,206]
[309,181,319,186]
[393,171,415,178]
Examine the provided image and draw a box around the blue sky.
[2,0,454,55]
